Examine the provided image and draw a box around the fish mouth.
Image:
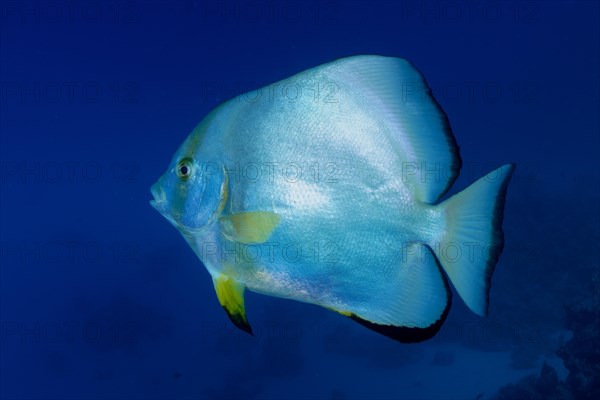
[149,182,197,233]
[150,188,179,229]
[149,199,162,214]
[150,182,167,213]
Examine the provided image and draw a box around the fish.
[150,55,515,343]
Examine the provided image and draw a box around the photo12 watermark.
[197,319,541,346]
[198,161,340,185]
[0,1,139,25]
[199,79,341,105]
[401,240,540,266]
[400,162,539,185]
[0,320,139,345]
[191,0,341,25]
[198,79,541,106]
[0,161,140,184]
[199,240,340,267]
[397,1,541,24]
[0,81,140,105]
[0,240,142,266]
[404,80,542,105]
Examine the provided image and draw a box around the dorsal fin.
[319,55,462,203]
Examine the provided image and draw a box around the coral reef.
[556,269,600,399]
[493,362,570,400]
[493,269,600,400]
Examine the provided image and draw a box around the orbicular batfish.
[150,55,514,343]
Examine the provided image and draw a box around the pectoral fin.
[219,211,281,244]
[213,275,252,335]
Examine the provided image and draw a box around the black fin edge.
[349,265,453,343]
[406,59,463,203]
[430,94,462,202]
[481,163,516,315]
[222,306,254,336]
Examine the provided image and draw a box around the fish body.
[151,55,514,342]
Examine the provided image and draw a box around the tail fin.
[430,164,515,316]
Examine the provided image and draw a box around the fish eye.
[176,158,193,181]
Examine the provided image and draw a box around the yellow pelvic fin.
[213,275,252,335]
[326,306,352,317]
[219,211,281,244]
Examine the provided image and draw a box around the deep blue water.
[1,1,599,399]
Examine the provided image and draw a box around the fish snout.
[150,182,167,211]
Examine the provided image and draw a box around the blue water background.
[1,1,599,399]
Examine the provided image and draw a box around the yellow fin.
[213,275,252,335]
[219,211,281,244]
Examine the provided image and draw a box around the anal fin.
[328,244,451,343]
